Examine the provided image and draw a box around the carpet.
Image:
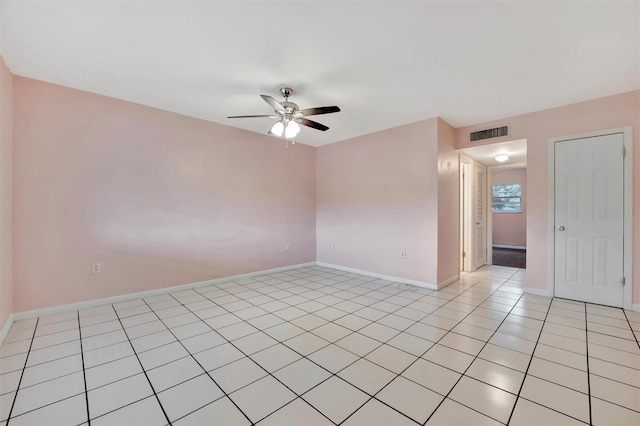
[492,247,526,269]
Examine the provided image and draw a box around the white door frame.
[486,162,527,266]
[547,126,633,310]
[460,155,473,272]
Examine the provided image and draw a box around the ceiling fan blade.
[260,95,285,112]
[297,118,329,131]
[227,114,278,119]
[299,106,341,116]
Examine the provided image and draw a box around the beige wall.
[316,118,440,285]
[492,168,527,248]
[0,56,12,326]
[12,77,317,312]
[455,90,640,302]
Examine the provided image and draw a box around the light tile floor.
[1,265,639,425]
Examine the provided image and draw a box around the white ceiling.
[459,139,527,166]
[1,1,638,147]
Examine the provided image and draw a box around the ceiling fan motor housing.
[279,87,294,98]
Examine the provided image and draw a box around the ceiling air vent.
[470,125,508,142]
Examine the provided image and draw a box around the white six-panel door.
[554,133,624,307]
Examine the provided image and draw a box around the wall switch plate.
[92,263,101,274]
[400,250,406,259]
[328,242,334,249]
[286,244,291,251]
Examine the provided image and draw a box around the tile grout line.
[76,311,91,425]
[504,299,555,425]
[1,266,528,425]
[108,305,172,425]
[340,270,524,425]
[168,268,471,424]
[138,298,257,426]
[168,274,435,425]
[324,270,530,423]
[1,268,499,359]
[621,310,640,350]
[5,266,630,425]
[15,268,387,424]
[172,270,624,422]
[165,293,337,426]
[584,305,593,425]
[5,318,39,426]
[395,273,532,425]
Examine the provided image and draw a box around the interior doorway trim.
[547,126,633,310]
[486,162,527,266]
[459,155,473,272]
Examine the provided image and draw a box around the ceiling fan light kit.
[269,120,301,138]
[228,87,340,139]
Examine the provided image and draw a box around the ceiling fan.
[227,87,340,138]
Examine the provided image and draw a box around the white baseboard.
[493,245,526,250]
[1,261,316,344]
[315,262,437,290]
[0,313,15,345]
[632,303,640,313]
[438,274,460,289]
[524,287,553,298]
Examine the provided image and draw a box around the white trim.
[623,127,634,311]
[632,303,640,313]
[487,161,527,267]
[0,314,15,344]
[493,245,526,250]
[547,126,633,310]
[315,262,438,290]
[459,155,473,272]
[525,287,553,298]
[4,262,316,328]
[547,138,556,303]
[438,274,460,290]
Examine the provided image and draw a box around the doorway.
[548,128,633,309]
[490,167,527,268]
[459,139,527,272]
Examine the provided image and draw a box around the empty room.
[0,1,639,425]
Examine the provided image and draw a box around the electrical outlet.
[92,263,101,274]
[286,244,291,251]
[400,250,406,259]
[328,242,334,249]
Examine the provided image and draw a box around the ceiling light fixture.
[495,154,510,162]
[270,121,284,136]
[269,120,301,139]
[285,121,300,138]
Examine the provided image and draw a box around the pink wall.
[12,77,316,312]
[6,76,639,317]
[0,56,13,326]
[436,118,460,284]
[492,168,527,247]
[455,90,640,302]
[316,118,439,284]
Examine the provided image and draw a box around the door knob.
[557,225,565,231]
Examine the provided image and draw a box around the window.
[492,182,522,213]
